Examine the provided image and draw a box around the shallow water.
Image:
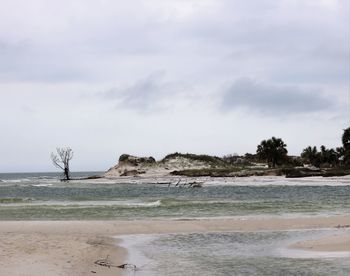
[121,229,350,276]
[0,172,350,220]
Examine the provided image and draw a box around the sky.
[0,0,349,172]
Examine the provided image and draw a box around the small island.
[104,128,350,179]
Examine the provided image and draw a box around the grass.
[161,152,227,167]
[171,167,243,177]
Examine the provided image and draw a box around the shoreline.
[77,174,350,186]
[1,215,350,234]
[1,216,350,275]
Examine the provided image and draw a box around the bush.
[161,152,225,166]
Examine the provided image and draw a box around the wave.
[32,184,54,187]
[159,198,263,207]
[0,199,162,208]
[0,198,260,208]
[126,200,161,207]
[0,178,55,184]
[2,179,32,183]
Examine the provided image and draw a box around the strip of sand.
[1,215,350,235]
[1,215,349,275]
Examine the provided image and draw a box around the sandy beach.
[1,215,350,276]
[0,232,126,276]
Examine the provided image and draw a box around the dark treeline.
[224,127,350,169]
[300,128,350,168]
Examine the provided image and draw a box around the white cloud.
[0,0,348,171]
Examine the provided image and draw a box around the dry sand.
[1,215,350,275]
[0,233,125,276]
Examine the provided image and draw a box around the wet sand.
[1,215,349,275]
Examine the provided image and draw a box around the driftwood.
[94,255,137,271]
[335,224,350,229]
[117,264,138,270]
[168,179,203,188]
[187,181,203,188]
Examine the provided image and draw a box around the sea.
[1,172,350,275]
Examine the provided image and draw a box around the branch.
[51,153,64,170]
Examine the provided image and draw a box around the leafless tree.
[51,147,73,180]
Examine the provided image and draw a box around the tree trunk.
[272,159,276,168]
[64,168,70,180]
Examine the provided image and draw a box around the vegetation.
[256,137,288,168]
[51,147,73,181]
[119,154,156,165]
[162,128,350,177]
[342,127,350,165]
[243,153,260,163]
[161,152,226,167]
[301,146,321,167]
[171,168,241,177]
[49,128,350,179]
[301,127,350,168]
[222,154,252,166]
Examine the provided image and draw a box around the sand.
[0,232,126,276]
[1,215,350,275]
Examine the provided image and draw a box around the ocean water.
[1,172,350,275]
[0,172,349,220]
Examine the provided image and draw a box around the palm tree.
[301,146,319,166]
[342,128,350,149]
[257,137,288,168]
[319,145,338,167]
[342,127,350,165]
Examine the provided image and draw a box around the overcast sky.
[0,0,349,172]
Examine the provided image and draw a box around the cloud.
[0,0,348,171]
[221,78,335,115]
[100,72,191,112]
[0,0,347,85]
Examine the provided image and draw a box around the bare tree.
[51,147,74,180]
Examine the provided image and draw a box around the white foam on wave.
[0,199,162,208]
[0,178,59,185]
[3,179,32,183]
[32,184,54,187]
[130,200,161,207]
